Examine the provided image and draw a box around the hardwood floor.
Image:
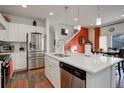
[6,68,124,88]
[10,80,29,88]
[7,68,53,88]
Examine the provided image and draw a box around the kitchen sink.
[54,53,69,58]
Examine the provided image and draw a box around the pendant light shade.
[96,17,102,25]
[76,25,81,30]
[65,6,69,34]
[96,6,102,26]
[74,6,81,31]
[65,29,69,34]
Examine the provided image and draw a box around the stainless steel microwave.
[0,45,14,52]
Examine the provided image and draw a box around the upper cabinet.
[8,22,45,42]
[0,29,8,41]
[8,23,19,42]
[0,13,8,30]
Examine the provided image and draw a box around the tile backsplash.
[10,42,26,53]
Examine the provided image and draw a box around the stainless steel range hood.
[0,13,7,30]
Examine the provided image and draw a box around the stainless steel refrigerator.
[26,32,45,70]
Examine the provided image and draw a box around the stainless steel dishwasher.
[59,62,86,88]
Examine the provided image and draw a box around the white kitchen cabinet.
[18,24,28,42]
[45,56,60,88]
[8,23,27,42]
[35,26,45,33]
[8,22,45,42]
[11,51,27,71]
[0,29,8,41]
[16,51,26,70]
[8,23,19,42]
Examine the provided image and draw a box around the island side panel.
[111,65,116,88]
[86,67,113,88]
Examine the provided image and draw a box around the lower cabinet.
[45,56,60,88]
[11,51,26,71]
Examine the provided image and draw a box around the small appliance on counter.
[19,47,25,51]
[84,42,92,56]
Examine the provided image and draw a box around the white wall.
[46,18,50,53]
[88,28,95,50]
[100,22,124,50]
[49,20,74,53]
[7,14,45,27]
[101,22,124,36]
[49,25,55,53]
[100,36,108,52]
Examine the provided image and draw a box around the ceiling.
[0,5,124,27]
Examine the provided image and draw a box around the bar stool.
[115,49,124,76]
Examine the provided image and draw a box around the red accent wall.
[94,27,100,50]
[64,27,89,53]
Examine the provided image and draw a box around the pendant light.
[74,6,81,31]
[96,5,102,26]
[65,6,69,34]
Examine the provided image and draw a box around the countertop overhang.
[45,52,123,74]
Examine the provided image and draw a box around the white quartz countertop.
[46,52,123,74]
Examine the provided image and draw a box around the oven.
[0,55,11,88]
[1,61,6,88]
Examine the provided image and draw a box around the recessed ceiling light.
[120,14,124,17]
[49,12,53,16]
[22,5,27,8]
[74,18,78,21]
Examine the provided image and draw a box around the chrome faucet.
[57,39,66,53]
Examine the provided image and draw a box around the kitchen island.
[45,52,123,88]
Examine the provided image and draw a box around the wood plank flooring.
[35,80,54,88]
[7,68,54,88]
[10,80,29,88]
[6,68,124,88]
